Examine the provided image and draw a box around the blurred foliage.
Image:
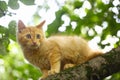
[47,0,120,49]
[0,0,41,80]
[0,0,120,80]
[0,43,41,80]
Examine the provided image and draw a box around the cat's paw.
[48,69,58,75]
[64,64,75,69]
[38,77,43,80]
[38,75,47,80]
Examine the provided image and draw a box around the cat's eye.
[26,34,31,39]
[36,34,40,39]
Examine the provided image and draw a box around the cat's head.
[17,20,45,49]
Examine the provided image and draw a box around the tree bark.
[43,46,120,80]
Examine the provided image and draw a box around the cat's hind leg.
[64,63,75,69]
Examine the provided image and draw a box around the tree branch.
[43,46,120,80]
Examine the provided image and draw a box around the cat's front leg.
[48,61,60,75]
[48,52,61,75]
[39,69,48,80]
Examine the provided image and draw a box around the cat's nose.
[33,42,37,45]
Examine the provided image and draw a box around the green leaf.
[74,25,81,35]
[20,0,35,5]
[0,25,7,34]
[0,26,9,55]
[8,20,17,41]
[8,0,19,10]
[0,10,5,17]
[47,9,65,36]
[0,42,6,55]
[0,35,10,55]
[0,1,7,17]
[66,25,73,34]
[0,1,7,11]
[74,1,82,9]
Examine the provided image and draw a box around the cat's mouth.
[31,43,40,49]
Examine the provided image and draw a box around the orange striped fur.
[17,20,102,79]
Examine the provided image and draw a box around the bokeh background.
[0,0,120,80]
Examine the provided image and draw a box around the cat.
[17,20,103,79]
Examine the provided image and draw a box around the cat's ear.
[18,20,26,33]
[36,20,45,29]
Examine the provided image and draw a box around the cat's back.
[46,36,89,50]
[46,36,92,63]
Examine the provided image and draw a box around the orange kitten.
[17,20,102,79]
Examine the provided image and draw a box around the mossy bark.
[43,46,120,80]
